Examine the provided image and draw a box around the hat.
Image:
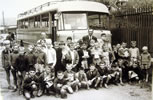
[41,32,46,36]
[19,47,25,53]
[3,40,10,45]
[142,46,148,50]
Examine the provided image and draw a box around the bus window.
[29,17,35,28]
[42,13,49,28]
[35,16,41,28]
[63,13,87,30]
[88,13,109,30]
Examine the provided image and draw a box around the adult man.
[82,29,97,46]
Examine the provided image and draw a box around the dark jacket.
[86,69,100,80]
[82,35,97,43]
[23,74,39,91]
[1,49,11,69]
[10,51,19,69]
[15,54,29,72]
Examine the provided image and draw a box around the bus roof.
[17,1,109,20]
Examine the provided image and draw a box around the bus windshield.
[63,13,87,30]
[88,13,109,30]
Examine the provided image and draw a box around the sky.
[0,0,54,25]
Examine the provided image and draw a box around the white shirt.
[45,47,56,67]
[70,50,75,65]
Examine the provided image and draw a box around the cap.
[19,47,25,53]
[142,46,148,50]
[41,32,46,36]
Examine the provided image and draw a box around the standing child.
[78,42,90,72]
[15,47,29,95]
[140,46,152,82]
[1,40,13,89]
[10,44,19,91]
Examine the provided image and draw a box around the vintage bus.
[17,0,111,43]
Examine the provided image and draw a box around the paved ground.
[0,47,152,100]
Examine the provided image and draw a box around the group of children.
[1,33,152,100]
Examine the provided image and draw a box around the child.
[38,67,55,96]
[128,60,140,83]
[23,68,39,100]
[140,46,152,82]
[90,42,103,66]
[10,44,19,91]
[34,44,46,76]
[78,42,90,72]
[1,40,13,89]
[64,61,79,93]
[15,47,29,95]
[86,64,100,89]
[109,63,121,85]
[67,42,79,72]
[76,67,90,89]
[54,71,71,98]
[96,62,111,88]
[129,41,140,64]
[26,45,36,71]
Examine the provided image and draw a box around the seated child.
[64,61,79,93]
[109,63,122,85]
[23,69,39,100]
[38,67,55,96]
[96,62,111,88]
[86,64,100,89]
[54,71,72,99]
[76,67,90,89]
[128,59,142,83]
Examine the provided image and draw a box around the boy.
[140,46,151,82]
[90,42,103,66]
[10,44,19,91]
[26,45,36,71]
[54,42,64,76]
[96,62,111,88]
[1,40,13,89]
[64,60,79,93]
[34,44,46,76]
[67,42,79,72]
[44,39,56,72]
[23,68,39,100]
[78,42,90,72]
[109,63,121,85]
[76,67,90,89]
[54,71,71,98]
[38,67,55,96]
[86,64,100,89]
[15,47,29,95]
[129,41,140,65]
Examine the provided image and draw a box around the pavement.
[0,46,152,100]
